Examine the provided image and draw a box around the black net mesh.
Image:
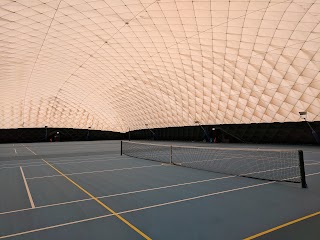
[172,146,301,183]
[122,141,171,164]
[122,141,303,184]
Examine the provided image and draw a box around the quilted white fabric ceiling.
[0,0,319,132]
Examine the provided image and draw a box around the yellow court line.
[20,166,35,208]
[23,146,151,239]
[244,211,320,239]
[41,159,152,240]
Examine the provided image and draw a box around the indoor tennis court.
[0,140,319,239]
[1,0,320,239]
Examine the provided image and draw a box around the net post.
[170,145,172,164]
[121,141,123,156]
[298,150,307,188]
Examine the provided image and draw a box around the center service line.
[24,146,151,240]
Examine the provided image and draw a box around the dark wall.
[1,121,319,144]
[0,128,123,143]
[126,121,320,145]
[126,126,216,142]
[220,121,320,144]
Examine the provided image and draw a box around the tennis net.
[121,141,307,188]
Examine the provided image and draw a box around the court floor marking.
[24,161,320,180]
[305,160,319,163]
[42,159,151,240]
[243,211,320,240]
[19,166,35,209]
[0,175,236,215]
[2,169,320,216]
[0,214,116,239]
[21,142,120,148]
[23,146,37,155]
[24,146,152,240]
[0,181,274,239]
[2,160,320,216]
[116,182,274,214]
[303,150,320,153]
[0,156,133,169]
[0,154,122,166]
[0,151,318,167]
[306,162,320,166]
[306,171,320,177]
[26,164,164,180]
[2,157,318,170]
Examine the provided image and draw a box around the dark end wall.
[0,128,123,143]
[126,121,320,145]
[0,121,319,144]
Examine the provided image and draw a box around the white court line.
[0,156,132,169]
[0,181,273,239]
[23,146,119,161]
[1,156,318,170]
[117,182,274,214]
[305,162,320,166]
[303,150,320,153]
[25,161,320,180]
[52,158,128,165]
[0,175,234,215]
[0,164,45,170]
[100,175,236,198]
[0,154,123,165]
[0,214,115,239]
[178,158,320,165]
[26,164,164,180]
[0,163,43,169]
[306,171,320,177]
[49,155,126,163]
[305,160,320,163]
[24,146,37,156]
[19,167,35,209]
[1,167,320,216]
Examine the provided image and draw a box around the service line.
[0,156,132,170]
[0,175,234,216]
[2,169,320,216]
[0,181,273,239]
[25,161,320,180]
[26,164,163,180]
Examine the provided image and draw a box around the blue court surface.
[0,140,319,239]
